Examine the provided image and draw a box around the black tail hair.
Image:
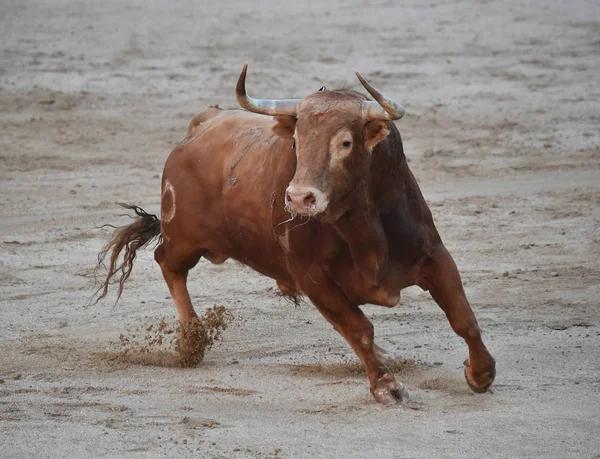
[93,203,162,303]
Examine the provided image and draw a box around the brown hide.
[160,106,438,308]
[97,88,496,404]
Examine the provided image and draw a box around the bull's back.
[162,109,297,280]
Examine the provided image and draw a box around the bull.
[96,65,496,404]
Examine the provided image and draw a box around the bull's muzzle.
[284,185,328,217]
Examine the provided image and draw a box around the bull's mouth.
[284,195,330,217]
[284,202,326,219]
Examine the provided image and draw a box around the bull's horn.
[236,64,301,117]
[355,71,405,121]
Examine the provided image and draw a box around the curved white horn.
[236,64,301,116]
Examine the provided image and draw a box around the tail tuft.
[93,203,162,303]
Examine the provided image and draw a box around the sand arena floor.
[1,1,599,457]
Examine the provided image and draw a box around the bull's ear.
[272,115,297,139]
[364,120,390,152]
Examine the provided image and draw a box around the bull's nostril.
[304,192,316,207]
[285,191,292,204]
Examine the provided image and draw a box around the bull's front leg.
[418,245,496,392]
[303,274,409,405]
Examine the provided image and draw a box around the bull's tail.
[94,203,162,303]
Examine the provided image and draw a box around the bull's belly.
[216,186,420,307]
[216,218,295,285]
[209,214,419,308]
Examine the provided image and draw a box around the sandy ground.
[1,0,599,457]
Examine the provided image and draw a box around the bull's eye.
[342,140,352,148]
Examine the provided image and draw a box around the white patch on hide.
[161,179,176,225]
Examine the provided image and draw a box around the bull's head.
[236,64,405,220]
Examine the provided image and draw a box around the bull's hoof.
[464,358,496,393]
[371,373,410,405]
[178,318,206,367]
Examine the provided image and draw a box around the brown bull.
[96,65,496,404]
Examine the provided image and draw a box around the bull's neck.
[368,123,407,211]
[332,125,407,283]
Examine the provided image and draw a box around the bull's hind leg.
[154,243,205,366]
[418,245,496,392]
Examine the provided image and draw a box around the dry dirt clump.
[113,305,231,367]
[178,306,232,367]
